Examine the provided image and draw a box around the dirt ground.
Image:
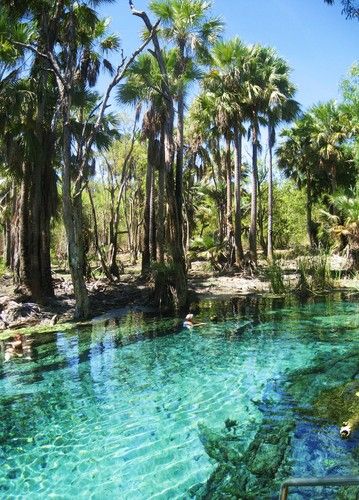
[1,254,359,334]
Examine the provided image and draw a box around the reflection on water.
[0,294,358,498]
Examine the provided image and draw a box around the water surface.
[0,295,358,498]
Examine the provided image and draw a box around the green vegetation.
[265,260,287,295]
[0,1,358,320]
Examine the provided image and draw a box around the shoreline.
[1,266,359,340]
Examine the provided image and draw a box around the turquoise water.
[0,296,359,498]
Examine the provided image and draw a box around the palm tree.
[119,53,164,273]
[119,49,196,273]
[188,92,227,244]
[150,0,223,241]
[0,5,58,302]
[277,116,321,249]
[204,37,250,265]
[242,44,270,264]
[309,101,348,197]
[262,49,299,261]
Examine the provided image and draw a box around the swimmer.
[183,314,206,329]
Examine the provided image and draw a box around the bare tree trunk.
[249,126,258,264]
[233,125,244,266]
[87,185,113,281]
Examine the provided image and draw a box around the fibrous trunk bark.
[175,42,185,249]
[157,125,166,264]
[142,134,156,275]
[306,172,317,250]
[62,99,89,320]
[249,126,258,264]
[233,125,244,266]
[267,125,274,262]
[225,134,233,242]
[131,4,187,309]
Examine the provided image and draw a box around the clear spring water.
[0,295,358,499]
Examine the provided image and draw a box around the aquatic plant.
[265,259,287,295]
[295,254,333,295]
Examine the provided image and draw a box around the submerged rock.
[286,348,359,435]
[193,419,294,499]
[192,348,359,499]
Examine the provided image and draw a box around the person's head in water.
[183,313,194,328]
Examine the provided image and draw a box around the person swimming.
[183,313,194,328]
[183,313,206,329]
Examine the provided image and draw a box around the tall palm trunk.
[257,179,267,254]
[225,133,233,241]
[13,77,56,301]
[3,189,12,268]
[131,6,187,309]
[267,123,274,261]
[249,124,258,264]
[142,133,156,275]
[62,98,89,319]
[157,124,166,263]
[175,42,185,243]
[233,124,244,266]
[18,163,29,287]
[164,107,187,309]
[306,171,316,250]
[149,155,157,262]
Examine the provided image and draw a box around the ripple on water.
[0,298,358,498]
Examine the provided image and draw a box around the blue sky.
[99,0,358,111]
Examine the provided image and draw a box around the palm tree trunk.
[18,164,29,287]
[149,153,156,262]
[257,179,267,254]
[142,134,155,275]
[165,111,187,309]
[233,124,244,266]
[306,172,316,250]
[62,98,89,320]
[267,125,274,261]
[134,8,187,308]
[249,125,258,264]
[175,43,185,243]
[157,125,166,263]
[225,134,233,241]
